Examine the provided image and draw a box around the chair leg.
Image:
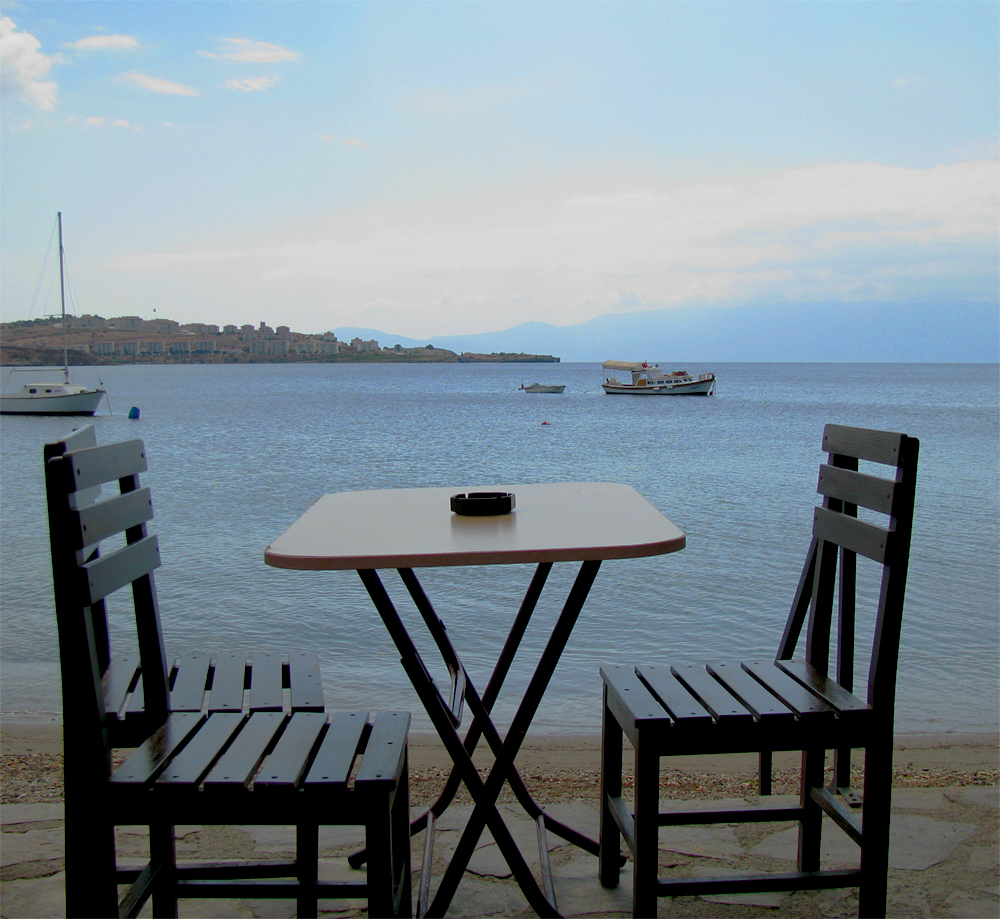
[368,783,412,919]
[391,754,413,918]
[797,748,825,874]
[65,813,119,918]
[296,822,319,918]
[858,743,892,919]
[149,823,178,919]
[599,690,624,889]
[632,732,659,919]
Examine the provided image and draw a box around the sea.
[1,361,997,736]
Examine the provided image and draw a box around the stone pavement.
[2,787,997,918]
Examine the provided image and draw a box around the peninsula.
[0,316,560,366]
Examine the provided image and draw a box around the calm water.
[1,361,997,735]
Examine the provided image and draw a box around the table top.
[264,482,685,571]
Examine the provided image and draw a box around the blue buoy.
[128,406,140,420]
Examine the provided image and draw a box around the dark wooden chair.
[598,424,919,918]
[44,429,412,918]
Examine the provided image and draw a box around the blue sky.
[1,1,997,339]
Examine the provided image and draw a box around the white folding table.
[265,482,685,917]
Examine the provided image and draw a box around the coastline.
[4,723,996,808]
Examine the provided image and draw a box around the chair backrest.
[777,423,919,718]
[44,431,172,766]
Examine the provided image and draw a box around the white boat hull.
[1,386,106,415]
[602,378,715,395]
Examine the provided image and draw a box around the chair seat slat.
[669,665,755,724]
[741,662,838,719]
[813,507,890,564]
[248,652,284,712]
[74,488,154,549]
[156,713,246,785]
[600,665,674,732]
[288,651,325,712]
[103,654,141,718]
[111,712,206,785]
[355,712,411,787]
[169,652,212,711]
[636,665,715,725]
[777,660,871,717]
[203,712,286,788]
[82,535,160,605]
[256,712,327,788]
[706,663,797,722]
[817,465,895,515]
[304,712,368,787]
[208,652,249,712]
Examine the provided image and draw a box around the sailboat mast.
[58,212,69,384]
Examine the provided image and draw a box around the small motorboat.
[602,361,715,396]
[519,382,566,394]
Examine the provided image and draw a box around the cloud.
[110,160,999,335]
[0,17,57,111]
[321,136,372,150]
[116,72,200,96]
[70,34,139,51]
[197,38,299,64]
[225,76,279,93]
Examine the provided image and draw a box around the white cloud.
[322,136,372,150]
[225,76,279,93]
[110,161,999,335]
[0,17,57,111]
[70,34,139,51]
[116,72,200,96]
[197,38,299,64]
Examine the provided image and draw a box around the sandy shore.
[3,723,996,807]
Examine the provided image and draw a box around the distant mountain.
[336,300,999,363]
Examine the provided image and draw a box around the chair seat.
[602,660,874,754]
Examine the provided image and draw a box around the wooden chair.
[599,424,919,918]
[44,429,412,918]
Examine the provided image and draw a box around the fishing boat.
[1,214,106,416]
[519,382,566,394]
[602,361,715,396]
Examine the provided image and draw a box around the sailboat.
[1,213,107,416]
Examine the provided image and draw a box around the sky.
[1,1,997,341]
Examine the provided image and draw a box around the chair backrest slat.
[822,424,905,466]
[812,507,890,564]
[817,464,895,515]
[81,535,161,606]
[70,487,155,550]
[63,439,149,492]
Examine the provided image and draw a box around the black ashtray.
[450,492,516,516]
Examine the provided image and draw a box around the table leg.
[426,560,602,917]
[357,568,560,918]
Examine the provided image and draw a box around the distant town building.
[65,314,106,329]
[119,341,141,355]
[170,341,191,354]
[250,340,289,355]
[144,318,180,333]
[223,324,238,335]
[352,338,379,352]
[194,341,217,353]
[181,322,221,335]
[92,341,115,356]
[108,316,144,331]
[143,341,166,355]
